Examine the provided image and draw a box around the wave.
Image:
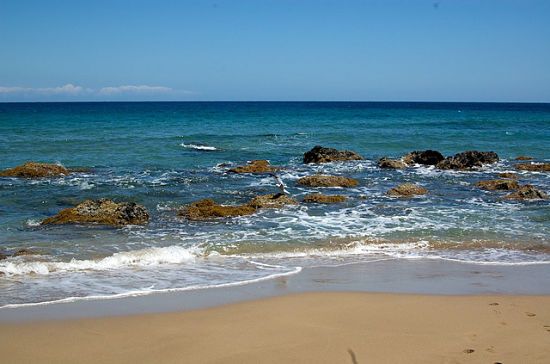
[181,143,218,151]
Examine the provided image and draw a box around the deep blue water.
[0,102,549,306]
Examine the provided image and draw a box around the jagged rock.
[515,156,533,161]
[476,179,519,191]
[504,185,548,200]
[498,172,518,179]
[402,150,444,166]
[387,183,428,197]
[42,199,149,226]
[0,162,70,178]
[178,199,256,220]
[436,151,499,170]
[228,160,278,174]
[515,163,550,172]
[303,193,346,204]
[303,146,363,164]
[297,175,358,188]
[248,194,298,209]
[378,157,406,169]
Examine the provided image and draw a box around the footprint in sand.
[489,302,499,306]
[485,346,495,353]
[544,325,550,333]
[463,349,475,354]
[525,312,536,317]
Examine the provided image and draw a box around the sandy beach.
[1,292,549,363]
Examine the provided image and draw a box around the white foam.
[181,143,217,151]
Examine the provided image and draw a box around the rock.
[498,172,518,179]
[436,151,499,170]
[387,183,427,197]
[42,199,149,226]
[297,175,359,188]
[0,252,6,260]
[303,146,363,164]
[12,248,37,257]
[0,162,70,178]
[476,179,519,191]
[515,156,533,161]
[248,194,298,209]
[178,199,256,220]
[303,193,346,204]
[228,160,278,174]
[378,157,406,169]
[402,150,445,166]
[515,163,550,172]
[504,185,548,200]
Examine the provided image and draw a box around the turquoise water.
[0,102,549,306]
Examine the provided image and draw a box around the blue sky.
[1,0,549,102]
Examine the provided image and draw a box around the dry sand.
[1,292,549,363]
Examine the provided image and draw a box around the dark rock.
[42,199,149,226]
[228,160,279,174]
[476,179,519,191]
[303,193,347,204]
[387,183,428,197]
[498,172,518,179]
[436,151,499,170]
[0,162,70,178]
[515,163,550,172]
[504,185,548,200]
[378,157,406,169]
[178,199,256,220]
[0,252,6,260]
[248,194,298,209]
[402,150,444,166]
[515,156,533,161]
[12,248,38,257]
[303,146,363,164]
[297,175,358,188]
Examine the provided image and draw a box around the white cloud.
[98,85,173,95]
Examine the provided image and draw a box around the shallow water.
[0,102,549,306]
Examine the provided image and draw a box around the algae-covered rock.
[476,179,519,191]
[402,150,444,166]
[303,193,346,204]
[504,185,548,200]
[303,146,363,164]
[378,157,406,169]
[42,199,149,226]
[515,156,533,161]
[178,199,256,220]
[387,183,428,197]
[228,160,278,174]
[0,162,70,178]
[515,163,550,172]
[436,151,499,170]
[498,172,518,179]
[247,194,298,209]
[297,175,358,188]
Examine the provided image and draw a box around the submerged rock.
[228,160,278,174]
[42,199,149,226]
[0,162,70,178]
[498,172,518,179]
[515,156,533,161]
[378,157,406,169]
[12,248,38,257]
[476,179,519,191]
[387,183,427,197]
[302,193,346,204]
[178,199,256,220]
[248,194,298,209]
[515,163,550,172]
[303,146,363,164]
[504,185,548,200]
[402,150,444,166]
[0,252,6,260]
[297,175,358,188]
[436,151,499,170]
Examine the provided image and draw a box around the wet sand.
[1,292,550,363]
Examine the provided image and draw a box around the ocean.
[0,101,549,307]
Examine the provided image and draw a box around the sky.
[1,0,549,102]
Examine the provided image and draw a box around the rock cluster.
[0,248,38,260]
[387,183,428,197]
[303,193,346,204]
[475,179,519,191]
[504,185,548,200]
[42,199,149,226]
[0,162,70,178]
[515,163,550,172]
[303,146,363,164]
[228,160,278,174]
[378,158,406,169]
[436,151,499,170]
[402,150,445,166]
[515,156,533,161]
[297,175,358,188]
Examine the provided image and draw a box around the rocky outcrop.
[303,193,346,204]
[0,162,70,178]
[387,183,428,197]
[504,185,548,200]
[436,151,499,170]
[498,172,517,179]
[303,146,363,164]
[378,157,406,169]
[475,179,519,191]
[515,156,533,161]
[515,163,550,172]
[248,194,298,209]
[42,199,149,226]
[402,150,445,166]
[297,175,358,188]
[178,199,256,220]
[228,160,278,174]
